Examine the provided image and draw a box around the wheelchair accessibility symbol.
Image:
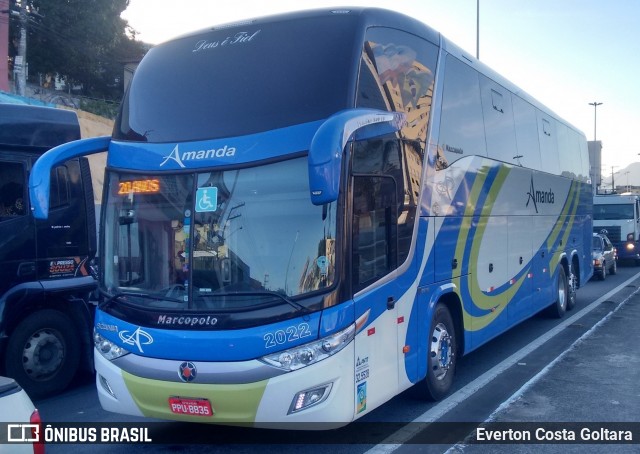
[196,187,218,212]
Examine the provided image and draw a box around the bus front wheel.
[419,303,457,401]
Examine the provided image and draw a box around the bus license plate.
[168,397,213,417]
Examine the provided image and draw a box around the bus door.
[351,140,402,411]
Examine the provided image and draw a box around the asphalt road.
[32,263,640,453]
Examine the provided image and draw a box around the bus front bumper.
[94,344,356,428]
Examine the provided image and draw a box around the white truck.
[593,194,640,265]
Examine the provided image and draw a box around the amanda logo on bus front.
[160,144,236,168]
[193,30,261,53]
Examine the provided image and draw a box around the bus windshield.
[593,204,635,220]
[102,157,337,309]
[114,15,358,143]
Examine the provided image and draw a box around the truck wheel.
[546,266,568,318]
[4,310,80,399]
[418,303,457,401]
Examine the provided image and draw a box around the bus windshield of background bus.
[114,15,358,143]
[594,204,635,220]
[102,157,337,309]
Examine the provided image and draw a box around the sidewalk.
[456,285,640,453]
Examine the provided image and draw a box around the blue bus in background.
[30,8,592,427]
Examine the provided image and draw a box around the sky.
[121,0,640,184]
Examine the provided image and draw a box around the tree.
[7,0,146,100]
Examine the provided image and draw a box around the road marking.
[364,271,640,454]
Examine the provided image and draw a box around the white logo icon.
[7,424,40,442]
[118,327,154,353]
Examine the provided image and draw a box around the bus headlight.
[261,323,355,371]
[94,330,130,360]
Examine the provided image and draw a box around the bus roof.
[0,104,81,150]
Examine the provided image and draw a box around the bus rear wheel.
[566,263,578,311]
[418,303,457,401]
[546,266,568,318]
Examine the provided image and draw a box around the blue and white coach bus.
[29,8,592,427]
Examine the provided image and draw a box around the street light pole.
[588,101,602,142]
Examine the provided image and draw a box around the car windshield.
[102,157,337,310]
[593,204,635,220]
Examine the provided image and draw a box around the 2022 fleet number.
[264,323,312,348]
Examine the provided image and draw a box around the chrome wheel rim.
[430,322,453,381]
[558,271,567,310]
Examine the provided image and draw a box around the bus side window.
[438,55,487,169]
[512,96,542,172]
[479,75,517,165]
[0,161,26,218]
[537,113,560,175]
[556,123,582,180]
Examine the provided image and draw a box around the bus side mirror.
[307,109,405,205]
[29,136,111,219]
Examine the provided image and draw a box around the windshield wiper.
[99,288,184,304]
[211,290,309,313]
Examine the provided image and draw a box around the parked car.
[0,375,44,453]
[592,231,617,280]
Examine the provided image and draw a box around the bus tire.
[419,303,457,401]
[4,310,80,399]
[546,266,568,318]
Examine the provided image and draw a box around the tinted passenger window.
[578,136,590,182]
[537,114,559,175]
[567,129,589,182]
[480,75,517,164]
[438,55,486,169]
[512,96,542,171]
[0,161,26,219]
[358,27,437,143]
